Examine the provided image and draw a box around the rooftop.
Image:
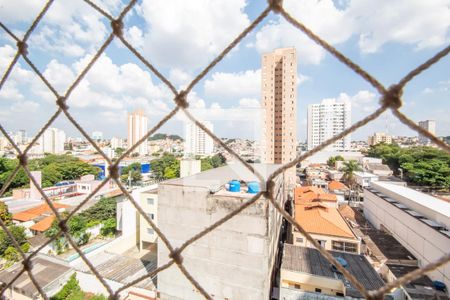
[328,180,348,191]
[294,186,337,204]
[281,244,385,298]
[30,215,55,232]
[0,255,72,298]
[162,163,281,190]
[12,203,70,222]
[294,204,355,238]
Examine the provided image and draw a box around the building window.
[294,284,301,289]
[147,198,154,205]
[295,237,303,243]
[147,228,154,235]
[315,288,322,293]
[332,241,357,253]
[336,292,344,297]
[147,213,154,220]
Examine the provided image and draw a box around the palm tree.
[341,160,361,200]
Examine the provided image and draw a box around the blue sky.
[0,0,449,142]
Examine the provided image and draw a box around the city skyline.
[1,1,449,141]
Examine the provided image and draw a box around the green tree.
[151,153,180,180]
[327,155,344,168]
[342,160,361,188]
[100,218,116,237]
[115,147,125,157]
[51,273,81,300]
[120,162,142,184]
[0,202,12,225]
[0,225,27,256]
[200,158,213,172]
[78,197,117,222]
[367,144,450,188]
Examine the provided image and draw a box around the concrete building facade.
[128,109,148,156]
[39,127,66,154]
[364,181,450,287]
[307,99,351,151]
[367,132,392,146]
[418,120,436,145]
[261,48,297,187]
[184,120,214,157]
[157,164,286,299]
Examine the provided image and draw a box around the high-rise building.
[39,128,66,154]
[307,98,351,151]
[127,109,148,156]
[184,120,214,157]
[418,120,436,145]
[92,131,103,141]
[368,132,392,146]
[261,48,297,186]
[110,137,124,150]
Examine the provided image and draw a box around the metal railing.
[0,0,449,299]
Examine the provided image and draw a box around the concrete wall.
[280,269,344,297]
[157,179,284,299]
[364,190,450,287]
[292,231,360,254]
[139,191,158,248]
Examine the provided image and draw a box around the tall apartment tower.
[418,120,436,145]
[307,98,351,151]
[39,127,66,154]
[127,109,148,156]
[261,48,297,186]
[184,120,214,157]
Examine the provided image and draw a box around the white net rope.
[0,0,449,299]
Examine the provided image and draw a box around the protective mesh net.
[0,0,449,299]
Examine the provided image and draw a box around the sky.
[0,0,449,142]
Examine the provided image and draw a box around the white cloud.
[130,0,250,70]
[253,0,450,63]
[169,68,191,88]
[204,69,260,100]
[239,98,260,108]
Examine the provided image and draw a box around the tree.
[51,273,81,300]
[367,144,450,188]
[341,160,361,188]
[120,162,142,184]
[78,197,117,222]
[327,155,344,168]
[100,218,116,237]
[115,147,125,157]
[151,153,180,180]
[0,225,27,256]
[0,202,12,225]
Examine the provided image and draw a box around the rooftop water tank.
[331,257,348,273]
[228,180,241,192]
[247,181,260,194]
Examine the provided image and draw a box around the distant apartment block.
[364,181,450,287]
[39,127,66,154]
[367,132,392,146]
[307,99,351,151]
[157,164,286,299]
[418,120,436,145]
[261,48,297,186]
[128,109,149,156]
[184,120,214,157]
[110,137,125,149]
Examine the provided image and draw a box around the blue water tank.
[247,181,260,194]
[433,281,447,292]
[228,180,241,192]
[141,162,151,173]
[331,257,348,273]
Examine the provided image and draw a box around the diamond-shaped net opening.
[0,0,449,299]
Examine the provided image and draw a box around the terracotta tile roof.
[328,180,348,191]
[294,204,355,238]
[13,203,70,222]
[30,215,55,232]
[294,186,337,205]
[105,189,123,198]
